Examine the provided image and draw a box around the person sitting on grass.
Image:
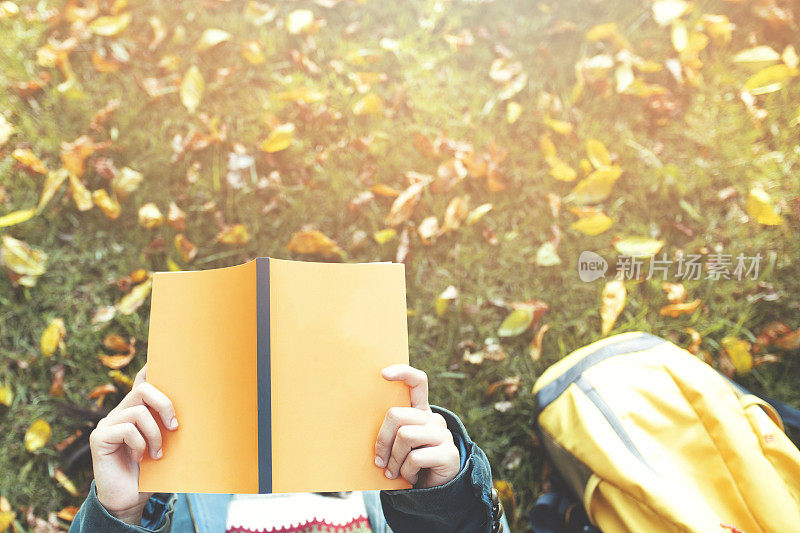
[68,364,508,533]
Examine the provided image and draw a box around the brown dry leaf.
[116,279,152,315]
[103,333,130,352]
[286,229,343,259]
[486,377,521,397]
[68,173,93,211]
[661,282,686,303]
[88,383,117,399]
[56,506,79,523]
[529,324,550,361]
[41,318,66,357]
[370,183,401,198]
[92,189,121,219]
[167,202,186,231]
[435,158,467,192]
[12,148,48,174]
[600,279,626,336]
[174,234,197,263]
[216,224,250,246]
[60,135,108,177]
[658,298,700,317]
[385,182,424,226]
[49,364,65,397]
[98,352,135,370]
[440,196,469,234]
[24,419,51,452]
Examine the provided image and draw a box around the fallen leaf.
[138,203,163,228]
[68,173,93,211]
[108,370,134,391]
[180,65,204,113]
[565,166,623,204]
[600,279,626,335]
[440,196,469,234]
[548,159,577,182]
[0,115,15,146]
[721,336,753,374]
[60,135,108,177]
[24,419,51,452]
[498,307,534,337]
[12,148,48,174]
[662,282,687,303]
[260,123,295,152]
[195,28,231,52]
[174,234,197,262]
[216,223,250,246]
[49,363,65,396]
[88,12,131,36]
[87,383,117,399]
[98,352,135,369]
[586,139,612,169]
[506,101,522,123]
[0,208,36,227]
[286,229,342,259]
[53,468,80,497]
[570,212,613,235]
[92,189,121,219]
[418,216,439,245]
[465,203,492,225]
[112,167,143,201]
[0,382,13,406]
[614,236,664,257]
[744,64,797,95]
[435,285,458,316]
[486,376,520,397]
[116,279,152,315]
[652,0,690,26]
[373,228,396,244]
[286,8,314,35]
[385,182,424,226]
[659,298,701,317]
[535,242,561,266]
[746,188,783,225]
[733,45,781,68]
[353,93,383,116]
[41,318,66,357]
[529,324,550,361]
[56,506,79,523]
[241,40,266,64]
[167,202,186,231]
[1,235,48,287]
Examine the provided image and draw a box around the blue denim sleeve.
[379,406,494,533]
[68,480,176,533]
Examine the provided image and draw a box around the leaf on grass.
[12,148,48,174]
[435,285,458,316]
[440,196,469,234]
[385,182,424,226]
[112,167,143,201]
[570,212,613,235]
[529,324,550,361]
[465,203,492,225]
[373,228,396,244]
[286,229,342,259]
[57,506,80,523]
[746,188,782,225]
[98,352,135,369]
[744,64,797,95]
[195,28,232,52]
[586,139,611,169]
[88,12,131,36]
[180,65,204,113]
[506,101,522,123]
[61,135,108,177]
[721,336,753,374]
[0,208,36,227]
[733,46,780,68]
[614,236,664,257]
[260,123,295,152]
[549,159,577,182]
[167,202,186,231]
[498,307,534,337]
[39,168,69,209]
[216,223,250,246]
[53,468,80,497]
[565,166,623,204]
[661,282,686,303]
[652,0,690,26]
[116,279,152,315]
[241,40,266,64]
[353,93,383,116]
[92,189,121,219]
[24,419,51,452]
[418,216,439,245]
[535,242,561,266]
[658,298,701,317]
[543,115,573,135]
[600,279,626,336]
[0,115,14,147]
[0,382,13,406]
[1,235,48,287]
[68,173,93,211]
[286,9,314,35]
[174,234,197,262]
[41,318,66,357]
[138,203,163,228]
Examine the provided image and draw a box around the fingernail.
[385,470,394,479]
[375,456,385,468]
[153,449,162,460]
[169,417,178,430]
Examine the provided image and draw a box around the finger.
[399,446,449,486]
[381,365,429,411]
[133,364,147,388]
[118,382,178,430]
[384,424,450,480]
[104,405,164,460]
[90,422,147,462]
[374,407,430,468]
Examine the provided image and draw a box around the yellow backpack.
[532,331,800,533]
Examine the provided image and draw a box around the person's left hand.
[374,365,460,488]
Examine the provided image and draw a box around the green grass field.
[1,0,799,530]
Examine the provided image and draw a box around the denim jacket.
[69,406,506,533]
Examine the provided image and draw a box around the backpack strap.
[726,377,800,444]
[531,476,600,533]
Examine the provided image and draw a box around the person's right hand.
[89,365,178,525]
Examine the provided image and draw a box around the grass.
[1,0,799,530]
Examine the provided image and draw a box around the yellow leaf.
[112,167,143,200]
[733,46,781,69]
[373,228,397,244]
[721,336,753,374]
[0,382,13,406]
[570,212,613,235]
[195,28,231,52]
[286,229,342,259]
[652,0,690,26]
[0,208,35,227]
[586,139,611,169]
[57,505,80,523]
[744,64,797,95]
[61,135,107,177]
[600,279,626,336]
[0,114,14,147]
[506,101,522,124]
[671,22,688,53]
[24,419,51,452]
[565,166,623,204]
[435,285,458,316]
[92,189,121,219]
[783,45,799,70]
[260,123,295,152]
[658,298,701,317]
[53,468,80,497]
[585,22,618,42]
[385,182,424,226]
[746,188,783,225]
[39,168,69,209]
[116,279,152,315]
[241,40,266,65]
[12,148,48,174]
[0,510,13,533]
[544,115,573,135]
[180,65,204,113]
[538,134,556,159]
[465,203,493,225]
[286,9,314,35]
[68,173,93,211]
[440,196,469,234]
[138,202,163,228]
[88,12,131,36]
[353,93,383,116]
[216,224,250,246]
[41,318,66,357]
[548,159,577,182]
[0,1,19,19]
[613,236,664,257]
[1,235,48,286]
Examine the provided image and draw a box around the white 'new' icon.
[578,251,608,282]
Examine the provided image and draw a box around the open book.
[138,258,411,494]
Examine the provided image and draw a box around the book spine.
[256,257,272,493]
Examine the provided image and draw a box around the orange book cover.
[138,258,411,494]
